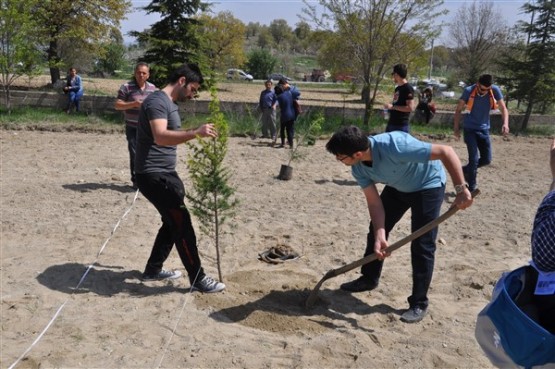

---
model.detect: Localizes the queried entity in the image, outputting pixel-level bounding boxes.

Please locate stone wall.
[1,90,552,133]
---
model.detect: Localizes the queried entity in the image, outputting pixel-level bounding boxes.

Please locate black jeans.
[136,171,204,283]
[280,119,295,146]
[361,185,445,309]
[125,125,137,183]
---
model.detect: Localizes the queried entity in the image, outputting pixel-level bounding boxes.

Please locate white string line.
[8,189,140,369]
[154,267,203,369]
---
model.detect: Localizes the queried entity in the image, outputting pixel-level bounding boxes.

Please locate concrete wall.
[1,90,552,132]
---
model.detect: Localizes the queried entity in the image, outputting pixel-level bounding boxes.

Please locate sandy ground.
[1,129,552,368]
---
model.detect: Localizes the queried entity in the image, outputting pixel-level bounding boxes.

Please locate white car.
[226,69,253,81]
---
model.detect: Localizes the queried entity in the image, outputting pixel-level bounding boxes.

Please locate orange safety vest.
[466,85,498,112]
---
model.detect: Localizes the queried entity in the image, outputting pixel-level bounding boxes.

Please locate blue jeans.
[463,129,492,190]
[361,185,445,309]
[66,90,84,112]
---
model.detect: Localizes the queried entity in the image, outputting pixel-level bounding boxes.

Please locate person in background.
[454,74,509,192]
[416,86,435,124]
[134,63,225,293]
[63,67,84,114]
[274,83,297,149]
[383,64,415,132]
[114,62,157,188]
[326,126,473,323]
[258,79,277,142]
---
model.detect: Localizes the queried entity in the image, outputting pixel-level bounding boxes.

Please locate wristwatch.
[454,183,469,194]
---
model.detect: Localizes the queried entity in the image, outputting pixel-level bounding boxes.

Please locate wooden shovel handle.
[306,189,480,308]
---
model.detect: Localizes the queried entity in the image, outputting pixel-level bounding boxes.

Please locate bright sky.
[121,0,530,45]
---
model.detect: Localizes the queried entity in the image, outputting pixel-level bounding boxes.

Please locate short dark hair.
[278,78,288,85]
[392,64,408,79]
[265,79,273,85]
[478,74,493,87]
[135,62,149,71]
[167,63,204,85]
[326,126,370,156]
[274,84,284,95]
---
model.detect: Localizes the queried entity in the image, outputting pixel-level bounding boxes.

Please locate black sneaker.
[340,276,378,292]
[142,269,182,281]
[192,275,225,293]
[400,306,427,323]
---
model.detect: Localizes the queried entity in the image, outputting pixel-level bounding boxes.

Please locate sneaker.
[340,276,378,292]
[142,269,182,281]
[400,306,427,323]
[192,275,225,293]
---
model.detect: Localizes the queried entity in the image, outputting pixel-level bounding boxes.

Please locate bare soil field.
[1,127,552,368]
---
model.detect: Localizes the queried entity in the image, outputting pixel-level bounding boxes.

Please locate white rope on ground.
[8,189,140,369]
[154,268,203,369]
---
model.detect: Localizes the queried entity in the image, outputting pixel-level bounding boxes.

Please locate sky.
[120,0,531,45]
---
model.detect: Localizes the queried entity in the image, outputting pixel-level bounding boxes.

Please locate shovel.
[305,189,480,309]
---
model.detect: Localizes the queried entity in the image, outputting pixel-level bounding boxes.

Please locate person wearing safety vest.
[454,74,509,192]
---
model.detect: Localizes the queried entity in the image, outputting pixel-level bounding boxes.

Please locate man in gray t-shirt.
[134,63,225,293]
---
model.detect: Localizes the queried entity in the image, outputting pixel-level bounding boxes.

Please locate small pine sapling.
[185,85,238,282]
[286,111,324,167]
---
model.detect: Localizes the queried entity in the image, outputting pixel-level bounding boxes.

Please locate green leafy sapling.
[185,85,238,282]
[286,110,324,167]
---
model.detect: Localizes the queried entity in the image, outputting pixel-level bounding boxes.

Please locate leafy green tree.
[186,86,238,282]
[257,28,274,49]
[448,1,510,84]
[94,29,126,76]
[0,0,43,112]
[499,0,555,130]
[246,48,278,79]
[33,0,130,84]
[197,11,247,72]
[131,0,210,86]
[304,0,443,127]
[269,19,293,51]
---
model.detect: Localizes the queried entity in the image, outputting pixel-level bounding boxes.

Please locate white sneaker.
[142,269,182,281]
[192,275,225,293]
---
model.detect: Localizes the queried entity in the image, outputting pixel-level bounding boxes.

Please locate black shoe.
[400,306,427,323]
[340,277,378,292]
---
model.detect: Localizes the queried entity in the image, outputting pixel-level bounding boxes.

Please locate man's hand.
[195,123,218,139]
[453,188,473,210]
[373,236,390,260]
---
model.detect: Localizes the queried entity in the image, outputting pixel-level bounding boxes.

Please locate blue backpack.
[475,266,555,368]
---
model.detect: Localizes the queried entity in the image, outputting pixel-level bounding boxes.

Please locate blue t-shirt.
[352,131,446,193]
[276,90,296,122]
[460,84,503,131]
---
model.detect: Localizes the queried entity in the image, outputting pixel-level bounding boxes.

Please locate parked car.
[268,73,292,82]
[226,69,253,81]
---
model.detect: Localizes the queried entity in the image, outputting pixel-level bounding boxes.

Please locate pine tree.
[131,0,210,86]
[185,86,238,282]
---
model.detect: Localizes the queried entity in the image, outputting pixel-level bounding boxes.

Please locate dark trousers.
[136,171,204,283]
[125,125,137,184]
[361,185,445,309]
[280,120,295,146]
[463,128,492,191]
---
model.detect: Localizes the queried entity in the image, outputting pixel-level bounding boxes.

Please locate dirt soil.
[1,128,551,368]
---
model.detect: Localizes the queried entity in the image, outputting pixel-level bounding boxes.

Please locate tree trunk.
[47,40,61,85]
[521,101,534,132]
[361,84,371,128]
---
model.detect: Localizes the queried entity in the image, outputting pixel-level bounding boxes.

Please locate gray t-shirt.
[135,90,182,174]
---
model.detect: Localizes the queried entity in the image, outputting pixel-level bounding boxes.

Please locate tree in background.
[131,0,210,86]
[246,48,278,80]
[94,29,126,77]
[33,0,129,84]
[448,1,510,84]
[269,19,294,51]
[304,0,444,128]
[499,0,555,131]
[0,0,43,112]
[197,11,247,72]
[186,86,238,282]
